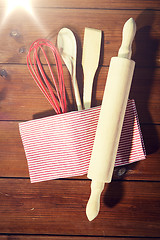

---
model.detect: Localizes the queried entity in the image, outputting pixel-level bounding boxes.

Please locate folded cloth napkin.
[19,99,146,183]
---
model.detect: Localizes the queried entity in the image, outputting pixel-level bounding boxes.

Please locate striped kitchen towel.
[19,99,146,183]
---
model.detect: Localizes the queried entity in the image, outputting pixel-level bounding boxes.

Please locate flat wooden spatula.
[82,27,102,109]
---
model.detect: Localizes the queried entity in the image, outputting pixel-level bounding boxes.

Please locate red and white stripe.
[19,99,146,183]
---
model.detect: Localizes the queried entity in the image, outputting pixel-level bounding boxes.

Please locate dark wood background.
[0,0,160,239]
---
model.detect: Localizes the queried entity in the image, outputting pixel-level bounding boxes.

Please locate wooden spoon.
[57,28,83,111]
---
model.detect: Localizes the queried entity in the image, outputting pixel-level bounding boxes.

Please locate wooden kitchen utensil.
[86,18,137,221]
[27,39,67,114]
[82,27,102,109]
[57,28,83,111]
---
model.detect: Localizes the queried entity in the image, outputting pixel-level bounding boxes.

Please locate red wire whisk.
[27,39,67,114]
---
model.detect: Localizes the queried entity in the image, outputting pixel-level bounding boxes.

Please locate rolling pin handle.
[86,180,105,221]
[118,18,136,59]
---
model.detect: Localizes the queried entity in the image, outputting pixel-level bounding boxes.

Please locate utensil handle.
[86,180,104,221]
[83,70,95,109]
[118,18,136,59]
[72,74,83,111]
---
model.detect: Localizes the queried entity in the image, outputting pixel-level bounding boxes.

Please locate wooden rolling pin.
[86,18,136,221]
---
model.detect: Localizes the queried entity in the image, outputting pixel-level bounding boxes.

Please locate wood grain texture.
[0,0,159,238]
[0,121,159,181]
[0,9,159,67]
[0,236,157,240]
[0,0,160,10]
[0,179,159,237]
[0,65,159,123]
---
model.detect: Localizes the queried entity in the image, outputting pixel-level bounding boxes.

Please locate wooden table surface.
[0,0,160,239]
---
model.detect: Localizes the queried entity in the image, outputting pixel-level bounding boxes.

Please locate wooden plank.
[0,8,159,67]
[0,179,159,237]
[0,64,160,123]
[129,66,160,124]
[0,236,157,240]
[0,121,159,181]
[0,64,75,121]
[0,0,160,10]
[0,121,29,177]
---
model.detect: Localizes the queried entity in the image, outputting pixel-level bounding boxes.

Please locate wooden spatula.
[82,27,102,109]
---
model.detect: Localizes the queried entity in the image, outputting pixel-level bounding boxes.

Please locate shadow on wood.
[131,9,160,154]
[103,181,124,208]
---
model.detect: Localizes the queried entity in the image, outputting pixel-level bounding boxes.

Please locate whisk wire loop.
[27,39,67,114]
